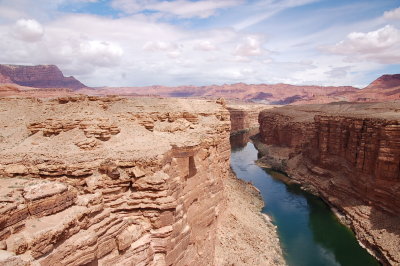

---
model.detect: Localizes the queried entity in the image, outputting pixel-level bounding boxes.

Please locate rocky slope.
[257,102,400,265]
[0,96,284,265]
[215,170,285,266]
[364,74,400,90]
[0,64,86,89]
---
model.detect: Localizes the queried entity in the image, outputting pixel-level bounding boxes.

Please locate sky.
[0,0,399,88]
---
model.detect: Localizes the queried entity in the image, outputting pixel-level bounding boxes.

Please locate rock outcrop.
[0,96,232,265]
[257,102,400,265]
[0,64,86,89]
[364,74,400,90]
[227,103,274,134]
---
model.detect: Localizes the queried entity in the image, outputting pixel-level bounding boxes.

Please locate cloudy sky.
[0,0,399,87]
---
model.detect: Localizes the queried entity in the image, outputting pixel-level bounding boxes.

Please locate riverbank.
[215,169,286,266]
[231,137,379,266]
[252,131,397,265]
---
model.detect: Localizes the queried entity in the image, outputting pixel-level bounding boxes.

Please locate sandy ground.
[215,170,286,266]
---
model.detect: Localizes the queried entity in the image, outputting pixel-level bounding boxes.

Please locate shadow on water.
[230,134,379,266]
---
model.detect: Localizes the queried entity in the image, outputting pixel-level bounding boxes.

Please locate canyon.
[0,95,284,265]
[257,102,400,265]
[0,64,399,265]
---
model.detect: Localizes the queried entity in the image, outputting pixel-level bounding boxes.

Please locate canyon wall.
[0,64,86,89]
[0,96,231,265]
[258,102,400,265]
[227,103,274,134]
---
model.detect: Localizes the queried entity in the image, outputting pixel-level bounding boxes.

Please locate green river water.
[230,134,380,266]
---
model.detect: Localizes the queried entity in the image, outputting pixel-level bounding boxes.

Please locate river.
[230,133,379,266]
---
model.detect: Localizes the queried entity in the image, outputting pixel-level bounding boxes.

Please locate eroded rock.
[258,101,400,265]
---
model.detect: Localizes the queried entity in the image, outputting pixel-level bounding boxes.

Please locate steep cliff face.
[227,103,274,134]
[258,102,400,265]
[0,64,86,89]
[312,116,400,213]
[0,96,231,265]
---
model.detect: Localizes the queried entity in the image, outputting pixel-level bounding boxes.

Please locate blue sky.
[0,0,399,87]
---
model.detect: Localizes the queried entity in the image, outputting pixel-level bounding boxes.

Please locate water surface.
[230,138,379,266]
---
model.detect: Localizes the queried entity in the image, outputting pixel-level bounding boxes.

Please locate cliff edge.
[0,96,230,265]
[257,102,400,265]
[0,96,284,265]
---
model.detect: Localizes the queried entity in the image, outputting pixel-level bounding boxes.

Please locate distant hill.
[0,64,86,89]
[81,83,359,105]
[0,63,398,104]
[364,74,400,90]
[346,74,400,102]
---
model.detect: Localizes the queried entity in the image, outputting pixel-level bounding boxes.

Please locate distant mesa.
[0,64,86,89]
[364,74,400,90]
[0,63,399,104]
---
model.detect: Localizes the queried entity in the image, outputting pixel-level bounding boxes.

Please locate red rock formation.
[364,74,400,90]
[257,102,400,265]
[0,96,232,265]
[227,103,273,133]
[0,73,12,83]
[0,64,86,89]
[1,65,398,105]
[76,83,359,104]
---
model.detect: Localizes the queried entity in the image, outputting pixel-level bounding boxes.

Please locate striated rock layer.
[258,102,400,265]
[227,103,274,134]
[0,96,232,265]
[0,64,86,89]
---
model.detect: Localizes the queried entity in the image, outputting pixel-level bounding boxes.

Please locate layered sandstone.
[227,103,274,134]
[257,102,400,265]
[0,64,86,89]
[0,96,232,265]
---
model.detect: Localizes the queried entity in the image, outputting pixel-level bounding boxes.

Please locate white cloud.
[384,7,400,20]
[80,40,123,66]
[143,41,178,51]
[0,6,25,21]
[324,66,351,79]
[13,19,44,42]
[233,0,320,30]
[194,40,217,51]
[322,25,400,64]
[234,36,263,56]
[111,0,242,18]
